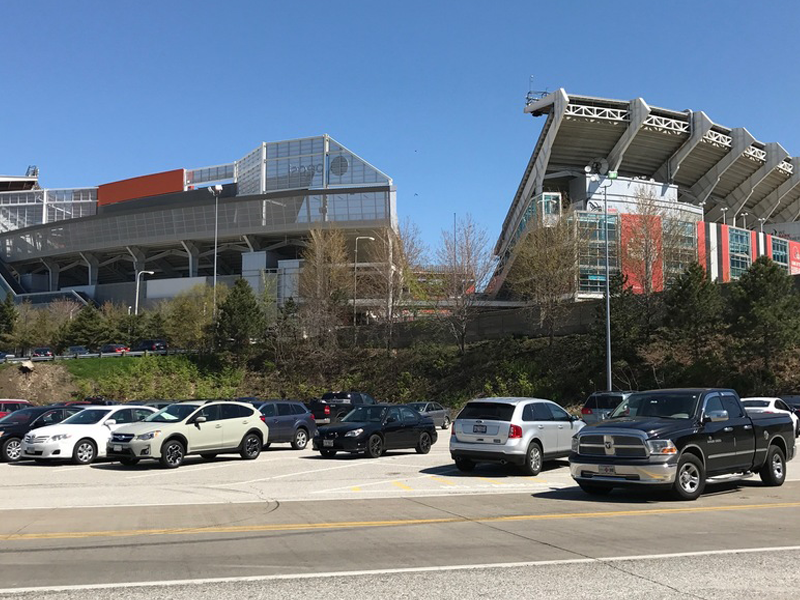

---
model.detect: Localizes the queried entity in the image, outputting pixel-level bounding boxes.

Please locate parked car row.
[0,340,169,361]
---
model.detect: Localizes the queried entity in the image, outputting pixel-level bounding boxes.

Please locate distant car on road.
[258,400,316,450]
[313,404,438,458]
[451,397,583,475]
[21,405,157,464]
[99,343,129,354]
[743,397,800,436]
[406,402,452,429]
[132,339,167,352]
[67,346,91,355]
[31,347,53,358]
[0,405,84,462]
[0,400,32,419]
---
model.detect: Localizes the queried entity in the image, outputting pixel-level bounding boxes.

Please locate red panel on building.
[751,231,758,258]
[620,213,664,293]
[790,240,800,275]
[720,225,730,282]
[98,169,185,206]
[765,234,773,259]
[697,222,707,272]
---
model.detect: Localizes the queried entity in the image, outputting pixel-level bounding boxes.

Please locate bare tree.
[509,207,586,344]
[298,227,350,349]
[433,214,494,354]
[361,219,427,350]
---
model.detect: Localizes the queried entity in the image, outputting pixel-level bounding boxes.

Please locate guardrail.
[0,350,176,364]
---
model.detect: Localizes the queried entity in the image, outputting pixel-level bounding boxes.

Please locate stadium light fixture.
[758,217,766,233]
[720,207,729,226]
[207,185,224,316]
[740,212,749,229]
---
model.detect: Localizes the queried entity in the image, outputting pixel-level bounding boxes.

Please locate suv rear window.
[458,402,515,422]
[589,394,624,410]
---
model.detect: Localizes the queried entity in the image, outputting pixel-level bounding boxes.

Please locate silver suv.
[450,397,584,475]
[107,401,269,468]
[580,391,634,424]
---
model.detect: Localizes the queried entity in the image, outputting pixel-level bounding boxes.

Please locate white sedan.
[742,397,799,436]
[20,405,157,464]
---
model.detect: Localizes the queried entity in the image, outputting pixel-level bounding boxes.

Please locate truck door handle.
[558,425,564,429]
[215,424,222,429]
[723,426,733,432]
[538,425,544,429]
[744,425,753,430]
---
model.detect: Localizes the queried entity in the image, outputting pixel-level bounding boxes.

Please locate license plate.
[598,465,616,475]
[113,445,122,452]
[473,424,487,434]
[323,440,334,447]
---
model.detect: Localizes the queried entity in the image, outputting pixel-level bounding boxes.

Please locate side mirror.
[104,419,116,427]
[194,416,207,425]
[703,410,728,423]
[386,416,397,424]
[570,415,580,422]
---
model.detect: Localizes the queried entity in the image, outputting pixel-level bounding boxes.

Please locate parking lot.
[0,441,578,509]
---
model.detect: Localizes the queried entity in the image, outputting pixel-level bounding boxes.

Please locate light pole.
[134,270,154,316]
[207,185,223,314]
[353,235,375,343]
[585,164,617,392]
[740,212,749,229]
[758,217,766,233]
[720,207,729,225]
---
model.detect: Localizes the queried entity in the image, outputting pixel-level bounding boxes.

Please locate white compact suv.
[107,400,269,468]
[20,405,157,464]
[450,397,584,475]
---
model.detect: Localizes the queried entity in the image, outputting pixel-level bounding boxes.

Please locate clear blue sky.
[2,1,799,252]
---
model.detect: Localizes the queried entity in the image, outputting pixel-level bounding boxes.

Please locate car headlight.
[51,434,71,442]
[571,436,579,452]
[344,428,364,438]
[136,431,161,441]
[646,439,677,455]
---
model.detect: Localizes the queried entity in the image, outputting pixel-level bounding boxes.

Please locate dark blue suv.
[258,401,317,450]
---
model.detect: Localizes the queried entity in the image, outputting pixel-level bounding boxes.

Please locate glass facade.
[729,228,751,279]
[0,189,392,262]
[772,237,789,272]
[0,188,97,234]
[577,212,619,294]
[664,220,698,284]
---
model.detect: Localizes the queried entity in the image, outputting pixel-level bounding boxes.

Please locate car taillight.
[324,405,330,416]
[260,415,267,424]
[310,413,315,421]
[509,424,523,439]
[450,422,455,436]
[581,407,593,415]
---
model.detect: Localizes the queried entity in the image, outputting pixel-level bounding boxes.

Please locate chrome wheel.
[4,439,21,461]
[678,462,700,494]
[529,445,542,472]
[73,440,96,465]
[293,429,308,450]
[773,453,784,480]
[164,442,184,467]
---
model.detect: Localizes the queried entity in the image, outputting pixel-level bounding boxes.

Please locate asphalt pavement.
[2,440,800,597]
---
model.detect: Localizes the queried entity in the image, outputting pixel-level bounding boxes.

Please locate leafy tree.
[163,284,223,351]
[61,305,107,350]
[0,294,17,344]
[216,278,264,360]
[727,256,800,385]
[663,262,722,362]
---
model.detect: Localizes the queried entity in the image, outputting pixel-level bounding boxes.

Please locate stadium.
[0,135,396,308]
[491,89,800,300]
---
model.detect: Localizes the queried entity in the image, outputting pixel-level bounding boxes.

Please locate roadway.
[1,441,800,598]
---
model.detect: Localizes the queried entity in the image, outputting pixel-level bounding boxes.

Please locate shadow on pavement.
[420,459,569,479]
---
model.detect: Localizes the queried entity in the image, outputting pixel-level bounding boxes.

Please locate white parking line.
[4,545,800,594]
[216,461,372,487]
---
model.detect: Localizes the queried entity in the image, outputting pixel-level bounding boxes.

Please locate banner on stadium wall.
[789,240,800,275]
[620,213,664,293]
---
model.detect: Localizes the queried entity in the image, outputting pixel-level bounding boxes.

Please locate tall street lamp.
[134,270,154,316]
[585,164,617,392]
[353,235,375,343]
[207,185,223,314]
[720,207,729,225]
[740,212,749,229]
[758,217,766,233]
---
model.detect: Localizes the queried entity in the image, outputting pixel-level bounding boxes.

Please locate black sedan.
[313,404,437,458]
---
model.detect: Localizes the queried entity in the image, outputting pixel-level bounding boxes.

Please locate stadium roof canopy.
[496,88,800,260]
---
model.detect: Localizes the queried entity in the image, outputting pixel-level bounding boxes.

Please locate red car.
[0,400,32,419]
[100,343,129,354]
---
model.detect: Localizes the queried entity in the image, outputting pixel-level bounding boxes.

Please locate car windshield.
[0,409,36,424]
[341,406,386,423]
[407,403,427,411]
[743,400,771,408]
[146,404,199,423]
[62,409,112,425]
[610,392,699,419]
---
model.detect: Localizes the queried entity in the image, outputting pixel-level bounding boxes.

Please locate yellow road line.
[479,478,507,485]
[5,501,800,542]
[391,481,413,491]
[351,487,362,492]
[429,476,456,486]
[523,477,550,483]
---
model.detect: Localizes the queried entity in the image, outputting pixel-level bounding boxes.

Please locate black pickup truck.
[307,391,378,425]
[569,388,796,500]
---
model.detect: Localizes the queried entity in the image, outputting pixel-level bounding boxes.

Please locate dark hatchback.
[313,404,438,458]
[0,406,84,461]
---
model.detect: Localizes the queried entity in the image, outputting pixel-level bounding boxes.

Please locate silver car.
[406,402,451,429]
[450,397,584,475]
[580,391,634,425]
